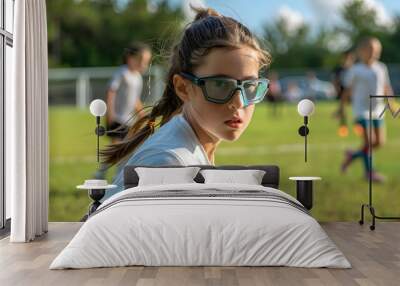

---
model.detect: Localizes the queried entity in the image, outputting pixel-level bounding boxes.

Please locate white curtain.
[7,0,49,242]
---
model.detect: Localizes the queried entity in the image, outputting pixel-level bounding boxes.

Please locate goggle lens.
[204,79,269,104]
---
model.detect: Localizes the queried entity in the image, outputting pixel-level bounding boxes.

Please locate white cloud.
[276,5,305,33]
[363,0,393,27]
[308,0,393,28]
[308,0,345,25]
[326,32,352,52]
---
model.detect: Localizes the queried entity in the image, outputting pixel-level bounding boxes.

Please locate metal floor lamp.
[359,95,400,230]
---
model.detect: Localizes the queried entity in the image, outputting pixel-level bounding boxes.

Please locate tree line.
[47,0,400,69]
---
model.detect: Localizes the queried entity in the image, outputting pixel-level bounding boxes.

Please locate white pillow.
[135,167,201,186]
[200,169,266,185]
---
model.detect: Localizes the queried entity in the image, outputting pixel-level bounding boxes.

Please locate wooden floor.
[0,222,399,286]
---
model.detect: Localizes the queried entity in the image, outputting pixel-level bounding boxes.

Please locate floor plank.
[0,222,399,286]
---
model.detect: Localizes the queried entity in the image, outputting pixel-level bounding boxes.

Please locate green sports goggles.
[180,72,270,107]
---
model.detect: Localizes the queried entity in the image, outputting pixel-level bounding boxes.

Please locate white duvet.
[50,183,351,269]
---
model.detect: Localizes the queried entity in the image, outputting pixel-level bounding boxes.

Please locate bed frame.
[123,165,280,189]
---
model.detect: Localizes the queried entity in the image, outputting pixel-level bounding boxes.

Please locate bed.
[49,165,351,269]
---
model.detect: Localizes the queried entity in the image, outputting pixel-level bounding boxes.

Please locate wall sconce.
[297,99,315,162]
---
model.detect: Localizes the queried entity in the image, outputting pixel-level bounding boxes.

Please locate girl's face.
[179,46,261,142]
[127,50,152,73]
[358,40,382,64]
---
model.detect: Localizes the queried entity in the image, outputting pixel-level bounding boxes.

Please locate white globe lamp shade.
[297,99,315,117]
[89,99,107,117]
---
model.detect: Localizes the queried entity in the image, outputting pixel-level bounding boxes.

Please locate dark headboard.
[124,165,280,189]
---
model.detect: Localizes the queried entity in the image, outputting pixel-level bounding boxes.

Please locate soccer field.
[49,101,400,222]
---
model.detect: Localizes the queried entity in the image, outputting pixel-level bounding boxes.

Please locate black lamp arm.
[297,116,310,162]
[94,116,106,163]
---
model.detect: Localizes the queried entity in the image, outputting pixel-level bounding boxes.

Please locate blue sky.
[170,0,400,36]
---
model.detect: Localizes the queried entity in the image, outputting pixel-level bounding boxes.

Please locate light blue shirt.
[103,114,211,200]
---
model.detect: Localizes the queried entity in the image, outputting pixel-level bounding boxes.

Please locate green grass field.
[49,102,400,222]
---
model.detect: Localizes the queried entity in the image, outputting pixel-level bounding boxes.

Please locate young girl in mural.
[100,7,271,199]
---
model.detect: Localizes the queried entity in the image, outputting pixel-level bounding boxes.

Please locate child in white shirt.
[341,37,394,182]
